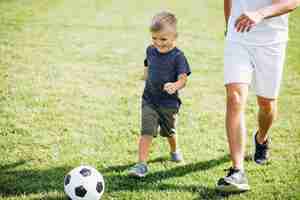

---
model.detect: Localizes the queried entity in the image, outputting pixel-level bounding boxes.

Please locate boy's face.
[151,29,176,53]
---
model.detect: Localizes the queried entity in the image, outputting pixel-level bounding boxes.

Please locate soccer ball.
[64,165,105,200]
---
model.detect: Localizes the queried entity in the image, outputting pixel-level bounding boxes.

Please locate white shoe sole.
[128,171,146,178]
[216,182,250,192]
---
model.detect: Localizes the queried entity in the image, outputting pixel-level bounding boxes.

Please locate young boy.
[129,11,191,177]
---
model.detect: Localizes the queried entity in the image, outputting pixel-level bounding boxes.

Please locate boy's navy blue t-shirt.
[143,45,191,109]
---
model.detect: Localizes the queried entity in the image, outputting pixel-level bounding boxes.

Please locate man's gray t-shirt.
[227,0,289,45]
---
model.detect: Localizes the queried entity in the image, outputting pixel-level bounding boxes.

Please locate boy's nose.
[155,41,161,46]
[155,41,163,47]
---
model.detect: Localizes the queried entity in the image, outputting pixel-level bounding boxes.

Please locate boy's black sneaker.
[216,167,250,192]
[253,131,269,165]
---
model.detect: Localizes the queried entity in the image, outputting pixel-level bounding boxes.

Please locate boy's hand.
[164,82,177,94]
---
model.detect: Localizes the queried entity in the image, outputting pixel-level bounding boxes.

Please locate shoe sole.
[216,182,250,192]
[170,159,184,163]
[128,171,146,178]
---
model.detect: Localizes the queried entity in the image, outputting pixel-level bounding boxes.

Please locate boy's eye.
[160,38,167,41]
[152,37,157,40]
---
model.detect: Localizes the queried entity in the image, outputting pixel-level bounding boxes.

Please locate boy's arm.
[235,0,300,32]
[164,73,188,94]
[142,58,148,80]
[143,66,148,80]
[174,73,188,91]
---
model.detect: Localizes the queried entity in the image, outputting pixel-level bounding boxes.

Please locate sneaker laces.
[256,138,269,158]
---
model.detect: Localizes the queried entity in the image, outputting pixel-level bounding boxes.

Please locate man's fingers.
[235,18,248,32]
[235,18,247,32]
[235,14,247,27]
[235,12,261,32]
[246,25,251,32]
[236,17,255,32]
[240,19,252,32]
[246,21,255,32]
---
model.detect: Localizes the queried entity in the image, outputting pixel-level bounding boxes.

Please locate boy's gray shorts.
[141,100,178,137]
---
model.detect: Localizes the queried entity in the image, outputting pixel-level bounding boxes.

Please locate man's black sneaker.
[253,131,270,165]
[216,167,250,192]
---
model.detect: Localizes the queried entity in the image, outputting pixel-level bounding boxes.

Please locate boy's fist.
[164,82,177,94]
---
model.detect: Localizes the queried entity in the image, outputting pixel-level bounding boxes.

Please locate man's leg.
[252,96,276,164]
[217,41,252,192]
[226,83,249,170]
[251,43,286,164]
[216,83,250,192]
[256,96,277,144]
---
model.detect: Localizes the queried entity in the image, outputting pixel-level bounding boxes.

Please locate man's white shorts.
[224,41,287,99]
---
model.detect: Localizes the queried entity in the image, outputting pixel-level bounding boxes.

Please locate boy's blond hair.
[150,11,177,33]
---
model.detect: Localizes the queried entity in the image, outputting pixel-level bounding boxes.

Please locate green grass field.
[0,0,299,199]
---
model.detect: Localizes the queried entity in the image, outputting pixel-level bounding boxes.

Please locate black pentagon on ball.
[80,168,92,177]
[96,182,104,193]
[75,185,87,197]
[64,174,71,185]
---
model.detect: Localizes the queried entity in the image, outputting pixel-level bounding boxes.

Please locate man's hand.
[234,0,300,33]
[164,82,177,95]
[235,11,264,32]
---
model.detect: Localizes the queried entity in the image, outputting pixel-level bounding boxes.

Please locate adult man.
[217,0,300,192]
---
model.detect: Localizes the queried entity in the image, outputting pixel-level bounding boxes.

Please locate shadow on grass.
[0,155,242,199]
[0,160,71,198]
[101,156,169,173]
[101,154,240,199]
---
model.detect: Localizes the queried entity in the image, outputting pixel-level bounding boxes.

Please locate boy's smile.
[151,30,177,53]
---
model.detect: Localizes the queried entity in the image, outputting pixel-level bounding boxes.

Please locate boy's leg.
[129,135,153,178]
[167,134,177,153]
[167,134,183,162]
[139,100,159,162]
[157,107,183,162]
[138,135,153,163]
[128,101,158,177]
